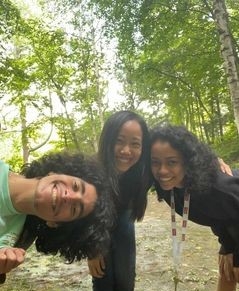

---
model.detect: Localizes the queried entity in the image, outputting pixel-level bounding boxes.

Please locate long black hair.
[15,151,115,262]
[98,110,152,221]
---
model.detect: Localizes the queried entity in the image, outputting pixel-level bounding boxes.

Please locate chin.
[118,166,131,173]
[160,184,174,191]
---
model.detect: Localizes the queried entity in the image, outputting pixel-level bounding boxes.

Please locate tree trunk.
[212,0,239,133]
[20,101,30,163]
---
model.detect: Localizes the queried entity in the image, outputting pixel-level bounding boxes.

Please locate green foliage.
[0,0,111,161]
[1,136,23,171]
[0,0,22,37]
[89,0,238,145]
[212,125,239,168]
[1,0,239,163]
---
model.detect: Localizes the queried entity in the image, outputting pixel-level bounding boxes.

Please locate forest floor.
[2,194,239,291]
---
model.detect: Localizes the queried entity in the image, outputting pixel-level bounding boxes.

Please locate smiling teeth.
[160,177,172,182]
[52,187,57,210]
[118,158,130,163]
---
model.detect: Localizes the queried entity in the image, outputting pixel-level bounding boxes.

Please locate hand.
[218,253,235,282]
[0,247,26,274]
[87,255,105,278]
[233,266,239,283]
[218,158,232,176]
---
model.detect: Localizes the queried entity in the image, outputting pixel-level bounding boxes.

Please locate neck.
[8,172,39,214]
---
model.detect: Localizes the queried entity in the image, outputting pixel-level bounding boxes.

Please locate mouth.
[116,156,131,164]
[159,177,173,182]
[52,184,59,214]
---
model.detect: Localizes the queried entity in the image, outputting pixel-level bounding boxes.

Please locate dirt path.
[3,194,238,291]
[135,195,219,291]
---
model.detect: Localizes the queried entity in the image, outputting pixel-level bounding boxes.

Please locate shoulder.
[214,171,239,192]
[0,160,9,171]
[232,169,239,177]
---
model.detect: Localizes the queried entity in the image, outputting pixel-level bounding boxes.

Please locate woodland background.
[0,0,239,168]
[1,1,239,290]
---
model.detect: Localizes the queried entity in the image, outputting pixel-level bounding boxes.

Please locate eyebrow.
[151,156,179,160]
[81,180,86,195]
[77,180,86,218]
[78,201,84,218]
[132,138,142,143]
[118,134,142,140]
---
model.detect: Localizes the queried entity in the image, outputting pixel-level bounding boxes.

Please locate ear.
[46,221,59,228]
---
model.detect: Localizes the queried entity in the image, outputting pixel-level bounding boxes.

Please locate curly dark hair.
[15,151,115,262]
[150,123,220,194]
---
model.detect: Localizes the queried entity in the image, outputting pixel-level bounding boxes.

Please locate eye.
[116,137,124,145]
[73,181,79,192]
[72,202,84,219]
[131,142,142,149]
[168,160,178,166]
[72,204,77,217]
[151,159,160,166]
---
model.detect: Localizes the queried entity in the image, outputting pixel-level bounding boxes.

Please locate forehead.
[151,140,181,157]
[46,173,84,185]
[118,120,143,138]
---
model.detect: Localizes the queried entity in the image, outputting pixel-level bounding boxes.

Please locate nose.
[120,144,131,154]
[63,189,82,203]
[157,164,169,175]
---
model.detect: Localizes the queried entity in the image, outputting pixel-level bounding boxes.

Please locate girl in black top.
[88,111,152,291]
[150,123,239,291]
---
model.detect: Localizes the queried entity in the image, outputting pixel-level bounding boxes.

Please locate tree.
[88,0,238,143]
[211,0,239,134]
[1,0,115,164]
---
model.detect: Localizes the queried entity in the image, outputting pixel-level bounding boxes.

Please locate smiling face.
[151,140,185,190]
[114,120,143,173]
[33,174,97,222]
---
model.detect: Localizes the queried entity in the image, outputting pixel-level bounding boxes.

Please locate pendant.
[173,269,182,291]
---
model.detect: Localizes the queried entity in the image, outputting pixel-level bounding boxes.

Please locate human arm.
[0,247,25,274]
[212,224,239,283]
[218,158,232,176]
[218,253,239,282]
[0,246,25,284]
[87,255,105,278]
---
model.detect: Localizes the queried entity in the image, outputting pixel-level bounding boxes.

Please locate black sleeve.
[211,224,239,267]
[197,172,239,222]
[213,173,239,220]
[211,225,236,254]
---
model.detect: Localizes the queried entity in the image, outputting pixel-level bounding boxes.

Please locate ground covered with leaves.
[3,194,238,291]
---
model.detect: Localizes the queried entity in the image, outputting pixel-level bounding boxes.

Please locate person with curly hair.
[150,123,239,291]
[0,151,114,284]
[87,110,152,291]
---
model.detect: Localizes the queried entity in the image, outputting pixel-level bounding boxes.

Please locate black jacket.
[155,171,239,266]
